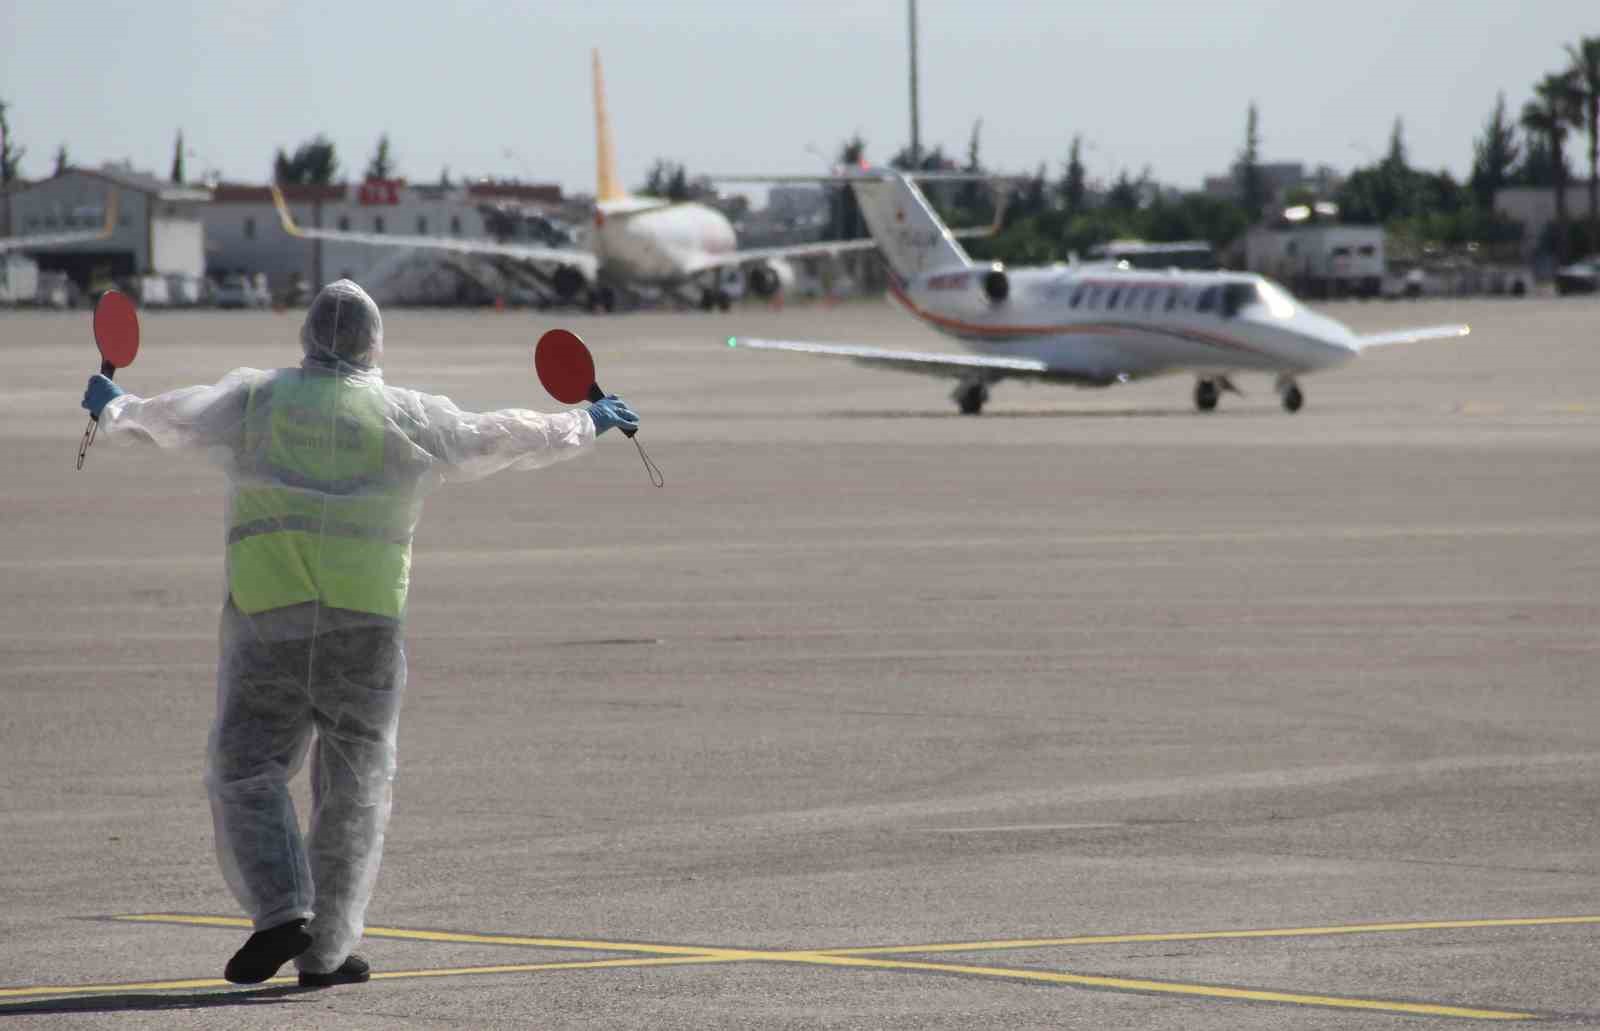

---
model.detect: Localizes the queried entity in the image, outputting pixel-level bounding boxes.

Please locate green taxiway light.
[726,337,738,347]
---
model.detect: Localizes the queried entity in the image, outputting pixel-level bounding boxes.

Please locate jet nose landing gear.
[1276,376,1304,413]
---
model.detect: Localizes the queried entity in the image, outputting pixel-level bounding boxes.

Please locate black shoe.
[298,954,371,988]
[224,919,312,984]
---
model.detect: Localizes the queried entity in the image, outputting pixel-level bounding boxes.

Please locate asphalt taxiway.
[2,295,1598,1027]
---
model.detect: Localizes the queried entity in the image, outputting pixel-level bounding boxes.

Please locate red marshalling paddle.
[77,290,141,470]
[535,328,661,487]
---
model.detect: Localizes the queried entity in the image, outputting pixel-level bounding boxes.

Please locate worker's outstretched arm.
[88,369,254,451]
[403,390,604,484]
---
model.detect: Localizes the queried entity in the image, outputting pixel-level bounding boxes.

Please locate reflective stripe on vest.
[227,374,413,619]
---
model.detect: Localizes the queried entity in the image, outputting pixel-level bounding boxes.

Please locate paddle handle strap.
[76,361,118,469]
[588,381,661,487]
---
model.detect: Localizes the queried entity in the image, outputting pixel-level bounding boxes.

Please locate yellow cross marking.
[1,911,1588,1020]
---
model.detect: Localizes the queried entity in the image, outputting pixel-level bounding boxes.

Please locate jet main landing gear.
[954,379,989,415]
[1194,378,1220,412]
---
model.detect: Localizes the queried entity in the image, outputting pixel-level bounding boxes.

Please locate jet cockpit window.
[1069,284,1085,308]
[1220,282,1255,317]
[1256,279,1297,318]
[1105,286,1122,308]
[1196,286,1218,313]
[1143,287,1160,311]
[1163,288,1179,311]
[1124,287,1142,309]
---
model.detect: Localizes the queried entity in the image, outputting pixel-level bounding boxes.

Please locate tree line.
[3,31,1595,264]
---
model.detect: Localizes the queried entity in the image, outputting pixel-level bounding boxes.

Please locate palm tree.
[1567,36,1600,240]
[1522,71,1581,260]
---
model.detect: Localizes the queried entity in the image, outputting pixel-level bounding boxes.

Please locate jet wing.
[269,186,599,279]
[1356,324,1470,350]
[726,336,1111,384]
[0,191,119,253]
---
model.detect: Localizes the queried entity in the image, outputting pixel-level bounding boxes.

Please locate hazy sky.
[1,2,1593,199]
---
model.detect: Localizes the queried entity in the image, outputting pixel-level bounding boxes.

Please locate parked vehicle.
[213,273,270,309]
[1555,256,1599,296]
[0,255,40,305]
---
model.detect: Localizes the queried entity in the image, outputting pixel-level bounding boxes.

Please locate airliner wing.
[0,191,119,253]
[684,238,880,274]
[726,336,1110,383]
[1356,324,1470,350]
[269,186,599,278]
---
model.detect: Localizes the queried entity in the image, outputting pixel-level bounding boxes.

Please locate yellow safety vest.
[227,372,414,619]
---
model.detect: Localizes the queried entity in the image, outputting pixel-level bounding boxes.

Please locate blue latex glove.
[82,374,125,419]
[587,395,639,436]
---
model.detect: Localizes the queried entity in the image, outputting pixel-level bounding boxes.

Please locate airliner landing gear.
[954,380,989,415]
[1277,376,1304,413]
[700,289,732,312]
[589,286,617,313]
[1194,378,1220,412]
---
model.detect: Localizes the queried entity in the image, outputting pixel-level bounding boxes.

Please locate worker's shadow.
[0,984,317,1018]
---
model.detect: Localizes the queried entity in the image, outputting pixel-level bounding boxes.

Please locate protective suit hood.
[301,279,383,369]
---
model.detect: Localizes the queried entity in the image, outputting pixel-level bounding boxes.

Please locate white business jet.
[272,51,885,312]
[727,173,1468,413]
[0,190,119,253]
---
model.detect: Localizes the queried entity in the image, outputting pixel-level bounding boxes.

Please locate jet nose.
[1297,311,1360,365]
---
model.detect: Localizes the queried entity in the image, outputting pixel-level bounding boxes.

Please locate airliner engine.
[747,263,782,298]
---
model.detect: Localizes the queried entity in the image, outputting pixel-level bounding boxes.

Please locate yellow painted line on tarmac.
[788,953,1535,1021]
[0,956,742,1003]
[112,914,747,958]
[0,974,292,999]
[11,911,1566,1020]
[818,914,1600,956]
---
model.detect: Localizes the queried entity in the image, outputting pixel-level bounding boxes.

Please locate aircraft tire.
[716,291,732,312]
[955,381,988,415]
[1281,383,1304,413]
[1195,379,1220,412]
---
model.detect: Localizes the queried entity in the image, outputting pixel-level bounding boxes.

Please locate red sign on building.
[358,179,402,206]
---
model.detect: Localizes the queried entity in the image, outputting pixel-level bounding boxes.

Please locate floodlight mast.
[908,0,921,170]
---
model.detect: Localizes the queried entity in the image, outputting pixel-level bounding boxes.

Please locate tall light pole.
[908,0,920,170]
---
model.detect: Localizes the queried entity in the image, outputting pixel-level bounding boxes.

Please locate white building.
[1246,223,1385,298]
[205,179,569,295]
[1493,185,1594,266]
[2,166,209,287]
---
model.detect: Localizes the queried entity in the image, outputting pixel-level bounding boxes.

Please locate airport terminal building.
[205,179,573,296]
[1,167,209,287]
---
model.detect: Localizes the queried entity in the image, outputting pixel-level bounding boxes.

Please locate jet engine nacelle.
[747,263,782,298]
[744,258,796,300]
[551,264,587,300]
[982,263,1009,304]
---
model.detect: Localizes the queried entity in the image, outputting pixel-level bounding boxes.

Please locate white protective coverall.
[95,280,595,973]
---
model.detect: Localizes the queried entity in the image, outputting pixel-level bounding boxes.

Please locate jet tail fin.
[850,174,973,281]
[592,49,625,204]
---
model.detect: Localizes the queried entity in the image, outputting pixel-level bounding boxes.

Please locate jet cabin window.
[1069,285,1086,308]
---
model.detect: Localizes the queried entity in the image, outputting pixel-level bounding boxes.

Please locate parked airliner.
[727,173,1468,414]
[272,51,883,312]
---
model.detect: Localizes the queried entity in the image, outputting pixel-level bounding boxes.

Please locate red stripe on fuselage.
[885,277,1278,361]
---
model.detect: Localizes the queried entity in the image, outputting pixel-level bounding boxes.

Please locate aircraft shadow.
[0,984,316,1017]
